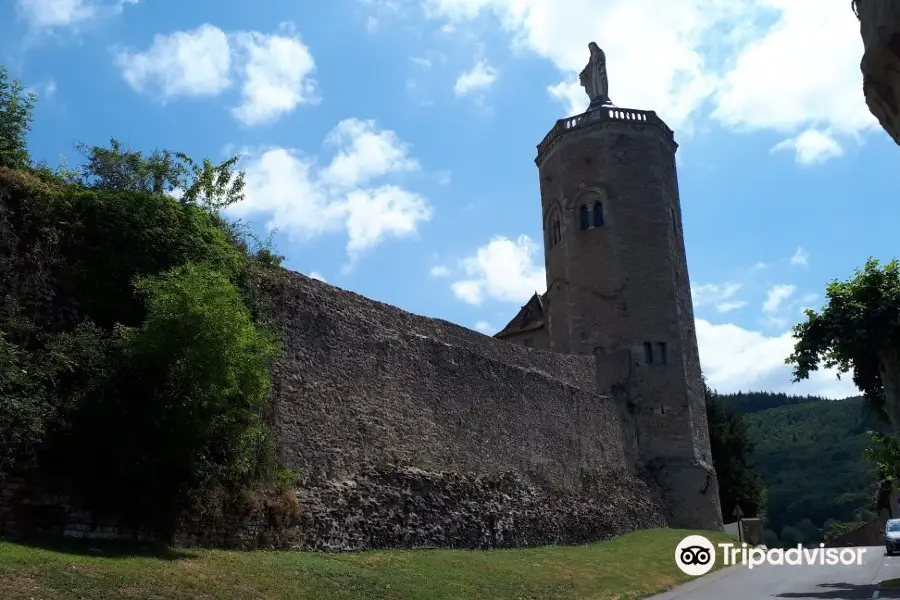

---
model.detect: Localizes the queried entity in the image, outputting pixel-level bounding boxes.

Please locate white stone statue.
[579,42,611,109]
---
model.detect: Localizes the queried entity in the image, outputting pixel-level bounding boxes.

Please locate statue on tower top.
[579,42,612,110]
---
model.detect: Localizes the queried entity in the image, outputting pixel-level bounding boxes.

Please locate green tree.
[57,263,282,535]
[787,258,900,431]
[0,66,36,169]
[0,323,116,477]
[705,380,767,520]
[75,138,245,211]
[763,528,780,548]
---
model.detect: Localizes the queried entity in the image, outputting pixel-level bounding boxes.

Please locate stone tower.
[532,43,724,531]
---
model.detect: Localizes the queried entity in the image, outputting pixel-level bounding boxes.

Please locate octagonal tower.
[534,43,723,531]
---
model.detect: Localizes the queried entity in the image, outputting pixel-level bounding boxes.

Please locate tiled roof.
[494,292,546,338]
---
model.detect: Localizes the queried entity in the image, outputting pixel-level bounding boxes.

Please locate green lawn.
[0,528,737,600]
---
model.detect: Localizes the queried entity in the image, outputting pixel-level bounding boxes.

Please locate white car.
[883,518,900,555]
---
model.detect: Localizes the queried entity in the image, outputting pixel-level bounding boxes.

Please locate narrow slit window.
[658,342,667,364]
[580,205,590,230]
[643,342,653,364]
[593,202,604,227]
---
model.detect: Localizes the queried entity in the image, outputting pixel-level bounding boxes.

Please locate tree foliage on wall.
[0,64,292,537]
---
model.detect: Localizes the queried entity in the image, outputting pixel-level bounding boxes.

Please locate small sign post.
[733,504,744,544]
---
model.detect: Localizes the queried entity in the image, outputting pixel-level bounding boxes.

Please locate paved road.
[649,546,900,600]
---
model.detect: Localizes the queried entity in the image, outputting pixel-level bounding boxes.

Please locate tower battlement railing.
[535,106,675,166]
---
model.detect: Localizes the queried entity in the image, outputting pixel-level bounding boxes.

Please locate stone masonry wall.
[261,269,667,548]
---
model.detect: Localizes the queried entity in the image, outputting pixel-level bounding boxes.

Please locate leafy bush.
[0,66,291,538]
[1,322,116,476]
[45,264,282,534]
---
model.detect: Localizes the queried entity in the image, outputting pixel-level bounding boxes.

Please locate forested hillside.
[717,391,886,545]
[723,391,828,415]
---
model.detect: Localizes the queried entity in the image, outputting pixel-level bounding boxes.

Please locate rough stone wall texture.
[259,269,668,548]
[298,467,664,551]
[265,268,614,489]
[857,0,900,145]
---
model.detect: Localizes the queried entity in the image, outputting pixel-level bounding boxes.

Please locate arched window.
[579,205,590,230]
[593,202,604,227]
[554,218,561,243]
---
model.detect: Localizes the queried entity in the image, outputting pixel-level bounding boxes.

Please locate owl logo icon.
[675,535,716,576]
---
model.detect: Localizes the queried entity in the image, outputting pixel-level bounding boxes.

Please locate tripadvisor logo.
[675,535,716,576]
[675,535,868,576]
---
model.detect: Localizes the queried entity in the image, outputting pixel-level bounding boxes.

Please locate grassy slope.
[0,528,737,600]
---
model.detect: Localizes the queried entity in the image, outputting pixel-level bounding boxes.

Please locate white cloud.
[17,0,137,29]
[430,265,451,277]
[762,284,796,314]
[309,271,327,282]
[398,0,875,142]
[716,300,747,313]
[790,247,810,267]
[115,24,233,100]
[770,129,844,165]
[712,0,874,137]
[475,320,494,333]
[115,22,317,125]
[226,119,431,263]
[320,119,419,188]
[344,186,431,259]
[411,56,433,68]
[454,59,498,96]
[451,235,545,305]
[230,23,318,126]
[697,319,858,399]
[692,282,746,313]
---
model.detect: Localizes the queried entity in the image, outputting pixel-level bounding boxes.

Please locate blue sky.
[3,0,897,398]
